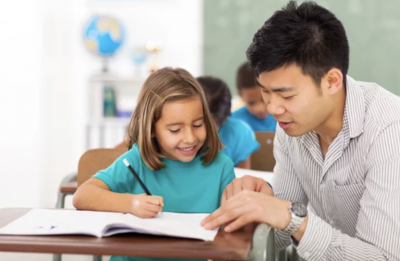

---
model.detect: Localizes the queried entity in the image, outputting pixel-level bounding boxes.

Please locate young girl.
[73,68,235,261]
[196,76,260,169]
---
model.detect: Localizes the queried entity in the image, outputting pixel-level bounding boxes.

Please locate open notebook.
[0,209,218,241]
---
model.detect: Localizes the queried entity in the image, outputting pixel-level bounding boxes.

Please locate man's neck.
[316,88,346,148]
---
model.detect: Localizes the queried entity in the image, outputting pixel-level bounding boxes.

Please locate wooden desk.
[0,208,275,261]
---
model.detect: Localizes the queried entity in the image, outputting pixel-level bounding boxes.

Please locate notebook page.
[108,212,218,241]
[0,209,125,237]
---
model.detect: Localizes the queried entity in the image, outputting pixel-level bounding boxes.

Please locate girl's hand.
[131,194,164,218]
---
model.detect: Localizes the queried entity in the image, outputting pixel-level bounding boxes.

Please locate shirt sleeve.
[231,120,260,165]
[92,147,141,194]
[218,157,236,207]
[273,126,309,252]
[294,122,400,261]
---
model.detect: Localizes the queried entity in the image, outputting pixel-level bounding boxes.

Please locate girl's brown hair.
[127,67,223,170]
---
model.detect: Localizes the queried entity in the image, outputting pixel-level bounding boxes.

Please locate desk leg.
[93,255,102,261]
[247,223,275,261]
[53,254,61,261]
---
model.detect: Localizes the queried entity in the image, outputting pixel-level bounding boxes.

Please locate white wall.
[0,0,202,260]
[0,0,43,208]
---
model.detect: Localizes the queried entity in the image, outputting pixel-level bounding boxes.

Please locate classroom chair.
[56,173,77,209]
[54,148,127,261]
[250,131,276,172]
[76,148,127,186]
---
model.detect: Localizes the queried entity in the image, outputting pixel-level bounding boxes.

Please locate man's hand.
[221,175,273,205]
[202,190,291,233]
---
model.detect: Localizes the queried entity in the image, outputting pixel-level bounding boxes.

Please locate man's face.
[258,64,333,137]
[240,87,269,119]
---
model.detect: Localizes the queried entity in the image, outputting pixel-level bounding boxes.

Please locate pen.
[123,158,163,215]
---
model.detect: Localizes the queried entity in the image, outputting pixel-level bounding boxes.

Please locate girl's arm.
[73,178,163,218]
[235,157,251,169]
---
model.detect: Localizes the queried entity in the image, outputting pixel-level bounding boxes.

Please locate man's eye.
[283,96,294,100]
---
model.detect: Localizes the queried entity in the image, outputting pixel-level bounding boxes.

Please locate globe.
[83,15,125,57]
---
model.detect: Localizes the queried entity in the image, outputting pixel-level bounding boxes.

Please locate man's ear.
[323,68,343,95]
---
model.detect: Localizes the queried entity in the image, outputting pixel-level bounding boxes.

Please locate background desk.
[0,208,275,261]
[234,168,274,183]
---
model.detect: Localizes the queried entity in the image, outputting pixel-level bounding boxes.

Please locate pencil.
[123,158,152,195]
[123,158,163,215]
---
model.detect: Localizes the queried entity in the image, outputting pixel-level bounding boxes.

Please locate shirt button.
[329,220,334,225]
[304,251,311,259]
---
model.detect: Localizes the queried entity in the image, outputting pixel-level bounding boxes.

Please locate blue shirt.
[231,106,277,132]
[93,144,235,261]
[219,117,260,166]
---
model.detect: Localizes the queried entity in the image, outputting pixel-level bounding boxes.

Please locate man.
[201,1,400,260]
[231,62,277,131]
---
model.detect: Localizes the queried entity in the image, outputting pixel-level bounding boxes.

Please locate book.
[0,209,218,241]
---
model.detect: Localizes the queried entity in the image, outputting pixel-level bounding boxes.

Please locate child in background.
[231,62,277,131]
[197,76,259,169]
[74,68,235,261]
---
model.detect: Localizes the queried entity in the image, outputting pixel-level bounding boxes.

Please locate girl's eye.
[169,129,180,133]
[193,124,203,128]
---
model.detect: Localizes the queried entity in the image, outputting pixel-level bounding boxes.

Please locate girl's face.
[154,96,206,162]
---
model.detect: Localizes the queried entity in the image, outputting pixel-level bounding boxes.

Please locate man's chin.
[283,127,307,137]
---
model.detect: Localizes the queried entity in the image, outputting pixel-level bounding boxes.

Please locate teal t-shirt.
[219,117,260,166]
[231,106,277,132]
[93,144,235,261]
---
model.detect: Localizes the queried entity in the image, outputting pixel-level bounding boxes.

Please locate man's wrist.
[292,215,309,242]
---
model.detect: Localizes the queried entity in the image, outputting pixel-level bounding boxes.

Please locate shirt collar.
[345,75,365,138]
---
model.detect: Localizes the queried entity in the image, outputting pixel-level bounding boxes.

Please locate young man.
[231,62,277,131]
[202,1,400,261]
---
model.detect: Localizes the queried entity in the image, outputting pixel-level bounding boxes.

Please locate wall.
[204,0,400,95]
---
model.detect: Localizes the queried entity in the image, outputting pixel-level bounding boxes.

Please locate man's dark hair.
[246,1,349,87]
[196,76,232,128]
[236,62,257,92]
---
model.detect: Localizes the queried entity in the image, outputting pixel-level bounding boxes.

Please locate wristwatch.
[283,202,308,235]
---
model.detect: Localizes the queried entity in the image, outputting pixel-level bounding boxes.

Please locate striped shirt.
[273,76,400,261]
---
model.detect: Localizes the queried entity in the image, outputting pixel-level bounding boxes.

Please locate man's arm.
[294,122,400,261]
[272,127,309,251]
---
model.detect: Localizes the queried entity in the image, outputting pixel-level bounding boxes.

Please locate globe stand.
[101,57,109,73]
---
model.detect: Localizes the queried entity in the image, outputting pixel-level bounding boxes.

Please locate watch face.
[291,202,308,217]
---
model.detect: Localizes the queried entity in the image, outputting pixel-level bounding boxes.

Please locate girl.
[197,76,260,169]
[73,68,235,261]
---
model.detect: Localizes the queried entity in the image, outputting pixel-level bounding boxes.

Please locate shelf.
[89,73,146,83]
[87,117,131,128]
